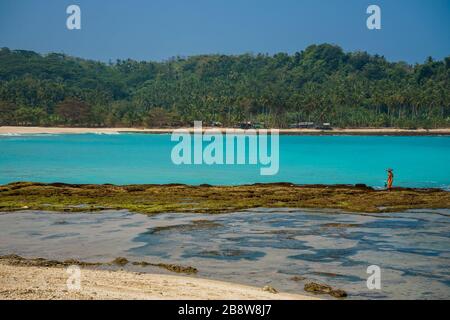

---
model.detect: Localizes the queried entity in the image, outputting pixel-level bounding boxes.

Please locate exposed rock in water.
[111,257,129,266]
[321,223,360,229]
[2,182,448,214]
[62,258,101,266]
[0,255,101,267]
[199,249,250,258]
[0,254,23,261]
[131,261,152,266]
[132,261,197,274]
[304,282,347,298]
[156,263,197,274]
[311,271,340,277]
[290,276,307,282]
[149,220,222,234]
[0,255,197,275]
[262,285,278,294]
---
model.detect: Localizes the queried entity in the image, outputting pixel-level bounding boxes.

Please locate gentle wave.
[0,133,21,136]
[0,133,58,137]
[0,132,121,137]
[92,132,120,135]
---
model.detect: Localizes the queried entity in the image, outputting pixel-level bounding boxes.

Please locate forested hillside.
[0,44,449,128]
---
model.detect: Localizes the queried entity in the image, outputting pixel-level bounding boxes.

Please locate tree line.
[0,44,449,128]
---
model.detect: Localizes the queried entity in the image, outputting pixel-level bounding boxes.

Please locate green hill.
[0,44,449,128]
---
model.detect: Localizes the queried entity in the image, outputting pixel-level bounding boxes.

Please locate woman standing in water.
[387,169,394,190]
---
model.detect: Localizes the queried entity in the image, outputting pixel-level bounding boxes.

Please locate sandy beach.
[0,262,315,300]
[1,126,450,135]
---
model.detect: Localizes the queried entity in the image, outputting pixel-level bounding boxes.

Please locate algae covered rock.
[111,257,129,266]
[304,282,347,298]
[262,285,278,294]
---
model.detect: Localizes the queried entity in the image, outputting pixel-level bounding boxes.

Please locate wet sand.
[1,126,450,135]
[0,262,315,300]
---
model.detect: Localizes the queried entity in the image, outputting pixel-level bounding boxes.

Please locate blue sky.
[0,0,449,63]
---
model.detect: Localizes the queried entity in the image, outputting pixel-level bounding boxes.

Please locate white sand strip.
[1,126,449,135]
[0,263,317,300]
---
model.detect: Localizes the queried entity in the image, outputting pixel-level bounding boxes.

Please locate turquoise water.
[0,133,449,188]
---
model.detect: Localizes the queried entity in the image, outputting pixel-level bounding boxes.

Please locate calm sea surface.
[1,133,449,299]
[0,133,449,188]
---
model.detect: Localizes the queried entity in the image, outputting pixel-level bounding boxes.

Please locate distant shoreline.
[2,126,450,136]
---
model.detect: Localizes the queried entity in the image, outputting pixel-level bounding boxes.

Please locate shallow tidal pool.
[1,208,449,299]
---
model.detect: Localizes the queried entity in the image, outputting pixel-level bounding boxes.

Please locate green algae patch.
[0,182,449,214]
[0,254,102,267]
[131,261,197,274]
[0,255,198,275]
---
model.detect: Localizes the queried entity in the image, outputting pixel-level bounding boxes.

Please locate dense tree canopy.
[0,44,449,128]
